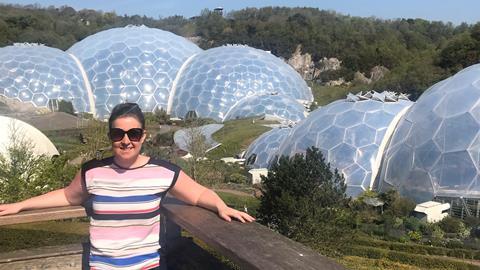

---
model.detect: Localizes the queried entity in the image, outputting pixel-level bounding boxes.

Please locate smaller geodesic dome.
[0,43,93,113]
[223,94,307,123]
[173,124,224,153]
[168,45,313,121]
[67,25,202,119]
[244,127,292,169]
[277,91,413,198]
[379,64,480,203]
[0,116,59,157]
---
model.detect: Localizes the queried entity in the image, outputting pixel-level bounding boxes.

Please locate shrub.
[258,147,355,254]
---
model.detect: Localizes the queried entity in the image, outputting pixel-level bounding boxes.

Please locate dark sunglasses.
[109,128,144,142]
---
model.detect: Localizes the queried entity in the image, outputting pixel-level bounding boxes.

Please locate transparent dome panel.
[224,94,307,123]
[245,127,291,169]
[379,64,480,202]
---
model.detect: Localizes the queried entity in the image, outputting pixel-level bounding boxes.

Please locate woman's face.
[110,116,146,161]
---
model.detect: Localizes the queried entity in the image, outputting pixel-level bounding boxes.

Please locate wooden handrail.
[0,206,86,226]
[0,198,346,270]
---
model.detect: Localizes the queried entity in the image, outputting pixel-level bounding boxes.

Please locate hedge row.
[341,245,480,270]
[353,237,480,260]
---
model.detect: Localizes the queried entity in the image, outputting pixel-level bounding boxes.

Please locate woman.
[0,103,255,270]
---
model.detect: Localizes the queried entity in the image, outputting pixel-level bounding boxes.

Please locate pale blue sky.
[1,0,479,25]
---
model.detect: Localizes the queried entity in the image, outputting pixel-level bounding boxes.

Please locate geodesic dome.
[168,45,313,121]
[277,92,413,198]
[68,25,202,119]
[245,127,291,169]
[223,94,307,123]
[0,43,92,113]
[379,64,480,203]
[0,116,59,157]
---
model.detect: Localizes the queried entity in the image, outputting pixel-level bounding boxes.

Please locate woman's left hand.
[218,206,256,223]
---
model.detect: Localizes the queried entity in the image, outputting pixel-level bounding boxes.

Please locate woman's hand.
[218,206,256,223]
[0,203,23,216]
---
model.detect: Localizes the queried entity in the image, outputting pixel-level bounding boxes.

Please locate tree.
[257,147,354,253]
[183,118,210,180]
[0,120,77,203]
[79,119,110,160]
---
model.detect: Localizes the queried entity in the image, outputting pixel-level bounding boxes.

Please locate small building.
[248,168,268,185]
[220,157,245,164]
[413,201,450,223]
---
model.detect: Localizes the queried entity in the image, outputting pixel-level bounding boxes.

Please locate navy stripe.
[90,251,158,266]
[94,194,160,203]
[91,209,161,220]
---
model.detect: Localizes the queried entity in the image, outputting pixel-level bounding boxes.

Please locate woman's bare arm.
[169,171,255,223]
[0,170,87,216]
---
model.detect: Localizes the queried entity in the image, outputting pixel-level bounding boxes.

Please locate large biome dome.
[68,25,202,119]
[168,45,313,122]
[379,64,480,202]
[277,91,412,198]
[0,43,92,113]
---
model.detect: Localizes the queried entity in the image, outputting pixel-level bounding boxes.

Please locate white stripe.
[93,200,160,212]
[88,188,168,197]
[91,234,160,254]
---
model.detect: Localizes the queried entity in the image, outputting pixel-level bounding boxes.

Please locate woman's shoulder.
[148,158,181,172]
[82,156,114,170]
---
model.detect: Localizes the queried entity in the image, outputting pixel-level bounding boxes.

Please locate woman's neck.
[113,155,149,169]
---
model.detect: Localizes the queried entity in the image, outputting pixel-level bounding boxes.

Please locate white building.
[248,168,268,185]
[413,201,450,223]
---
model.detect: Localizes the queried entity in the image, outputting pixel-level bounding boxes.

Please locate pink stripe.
[94,205,160,215]
[90,222,160,241]
[143,262,160,270]
[86,166,175,182]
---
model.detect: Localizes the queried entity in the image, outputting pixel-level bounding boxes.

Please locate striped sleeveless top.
[81,157,180,270]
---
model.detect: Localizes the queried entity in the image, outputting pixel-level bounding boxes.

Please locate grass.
[0,219,89,252]
[207,118,273,159]
[217,191,260,216]
[311,84,353,106]
[338,255,444,270]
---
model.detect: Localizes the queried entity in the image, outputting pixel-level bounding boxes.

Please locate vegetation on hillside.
[1,4,479,99]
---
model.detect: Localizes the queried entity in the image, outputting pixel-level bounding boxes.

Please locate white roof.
[0,116,59,157]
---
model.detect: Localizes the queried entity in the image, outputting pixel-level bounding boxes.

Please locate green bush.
[353,236,480,260]
[342,245,479,270]
[439,216,466,234]
[0,128,78,203]
[258,147,355,255]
